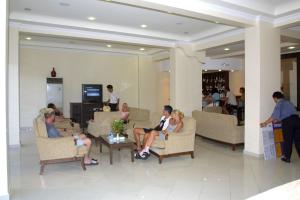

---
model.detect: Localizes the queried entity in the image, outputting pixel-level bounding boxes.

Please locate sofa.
[87,107,151,138]
[192,110,244,150]
[203,106,222,113]
[127,113,196,163]
[33,116,88,175]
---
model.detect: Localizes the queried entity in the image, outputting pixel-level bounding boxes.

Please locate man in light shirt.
[223,87,237,114]
[106,84,119,111]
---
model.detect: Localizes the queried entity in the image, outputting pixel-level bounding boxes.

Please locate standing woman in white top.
[106,85,120,111]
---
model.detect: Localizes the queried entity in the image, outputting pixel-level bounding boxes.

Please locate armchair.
[33,116,88,175]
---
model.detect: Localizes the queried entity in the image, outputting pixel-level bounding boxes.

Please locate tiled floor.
[9,132,300,200]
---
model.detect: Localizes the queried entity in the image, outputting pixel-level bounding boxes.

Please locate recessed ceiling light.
[87,16,96,21]
[231,70,234,72]
[24,8,32,11]
[59,2,70,6]
[218,69,222,72]
[204,69,208,72]
[25,37,32,40]
[105,0,112,1]
[224,48,230,51]
[288,46,295,50]
[139,48,145,51]
[106,44,112,48]
[215,21,219,24]
[140,24,147,28]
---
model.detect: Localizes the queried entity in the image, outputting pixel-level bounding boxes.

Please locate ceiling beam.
[193,29,244,51]
[10,21,175,48]
[109,0,255,27]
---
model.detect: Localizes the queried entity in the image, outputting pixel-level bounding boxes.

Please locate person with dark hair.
[47,103,63,116]
[222,87,237,114]
[133,105,173,159]
[261,91,300,163]
[106,84,119,111]
[136,109,184,160]
[211,88,220,106]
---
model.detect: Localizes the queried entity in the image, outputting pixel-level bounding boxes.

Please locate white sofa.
[192,110,244,150]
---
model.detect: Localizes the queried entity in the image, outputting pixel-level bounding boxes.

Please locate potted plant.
[111,119,124,140]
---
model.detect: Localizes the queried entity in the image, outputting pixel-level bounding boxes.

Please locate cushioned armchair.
[87,112,121,138]
[127,115,196,163]
[33,116,88,175]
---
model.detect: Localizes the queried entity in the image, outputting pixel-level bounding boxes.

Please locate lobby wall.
[19,47,157,127]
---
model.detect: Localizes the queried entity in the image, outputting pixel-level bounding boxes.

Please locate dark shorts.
[109,103,118,111]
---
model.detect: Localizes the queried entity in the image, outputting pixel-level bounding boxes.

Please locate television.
[82,84,103,104]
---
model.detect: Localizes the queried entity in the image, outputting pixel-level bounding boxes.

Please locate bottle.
[51,67,56,77]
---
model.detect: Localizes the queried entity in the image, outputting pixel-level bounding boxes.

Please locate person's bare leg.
[143,133,150,148]
[144,131,159,148]
[82,137,92,163]
[133,128,144,150]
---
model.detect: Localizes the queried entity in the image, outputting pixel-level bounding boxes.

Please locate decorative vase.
[116,133,120,141]
[51,67,56,77]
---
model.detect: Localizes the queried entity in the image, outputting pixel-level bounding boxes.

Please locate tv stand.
[70,102,102,128]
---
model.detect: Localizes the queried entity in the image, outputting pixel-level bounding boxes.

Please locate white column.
[0,0,9,199]
[170,45,205,115]
[244,20,281,156]
[8,27,20,146]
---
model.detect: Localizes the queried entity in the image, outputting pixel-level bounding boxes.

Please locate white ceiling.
[9,0,300,56]
[201,0,300,16]
[10,0,233,42]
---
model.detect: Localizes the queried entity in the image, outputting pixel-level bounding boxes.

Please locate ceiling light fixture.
[87,16,96,21]
[215,21,219,24]
[139,48,145,51]
[218,69,222,72]
[224,48,230,51]
[25,37,32,40]
[106,44,112,48]
[231,70,234,72]
[288,46,295,50]
[140,24,147,28]
[204,69,208,72]
[105,0,112,1]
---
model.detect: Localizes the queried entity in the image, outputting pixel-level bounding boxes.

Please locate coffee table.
[99,135,135,165]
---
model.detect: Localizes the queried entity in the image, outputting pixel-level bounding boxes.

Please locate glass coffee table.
[99,135,135,165]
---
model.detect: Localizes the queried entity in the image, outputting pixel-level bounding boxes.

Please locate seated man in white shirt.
[133,105,173,155]
[106,84,119,111]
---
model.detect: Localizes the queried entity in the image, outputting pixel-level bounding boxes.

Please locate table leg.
[109,147,113,165]
[131,148,134,162]
[99,140,103,153]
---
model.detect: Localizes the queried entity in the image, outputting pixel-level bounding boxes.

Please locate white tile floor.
[9,132,300,200]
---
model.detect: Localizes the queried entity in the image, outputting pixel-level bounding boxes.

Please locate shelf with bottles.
[202,71,229,94]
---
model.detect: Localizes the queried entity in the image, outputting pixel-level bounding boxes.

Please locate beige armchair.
[33,116,88,175]
[127,116,196,163]
[87,112,121,138]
